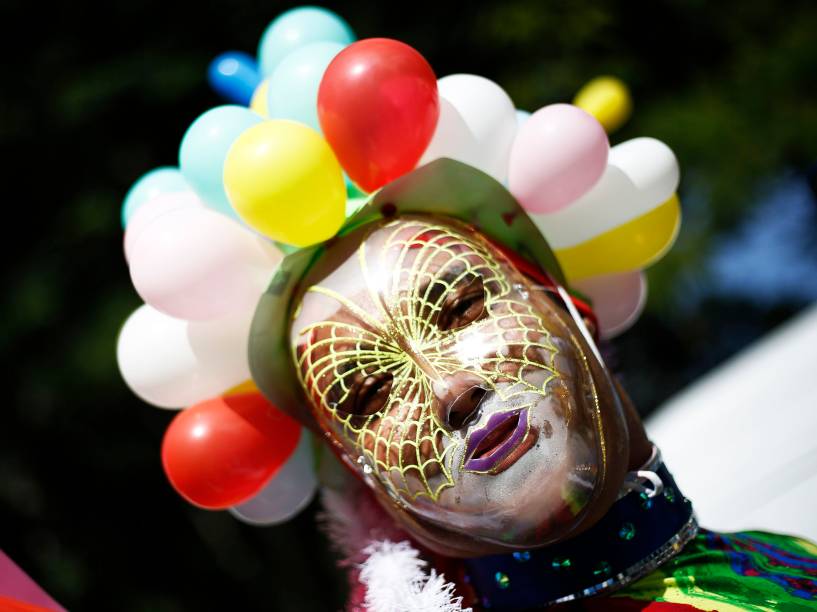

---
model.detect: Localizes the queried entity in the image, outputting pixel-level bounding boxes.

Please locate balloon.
[116,305,253,409]
[257,6,354,77]
[555,194,681,280]
[606,137,680,208]
[317,38,439,192]
[179,105,263,218]
[437,74,517,182]
[207,51,261,106]
[531,137,680,249]
[346,196,367,218]
[229,429,317,525]
[250,78,270,117]
[268,41,345,131]
[162,392,301,509]
[418,98,478,168]
[226,379,258,395]
[121,167,189,228]
[274,241,301,256]
[573,271,647,339]
[128,205,282,320]
[516,109,531,128]
[573,76,632,134]
[123,191,203,263]
[508,103,608,214]
[223,119,346,247]
[346,180,367,199]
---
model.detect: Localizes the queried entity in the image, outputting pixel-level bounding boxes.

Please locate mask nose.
[443,385,488,430]
[415,347,489,431]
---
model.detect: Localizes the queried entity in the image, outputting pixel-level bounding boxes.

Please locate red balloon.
[161,392,300,509]
[318,38,439,192]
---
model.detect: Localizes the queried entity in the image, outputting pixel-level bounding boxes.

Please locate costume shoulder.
[610,529,817,611]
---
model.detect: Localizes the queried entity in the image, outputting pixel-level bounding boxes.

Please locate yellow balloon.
[250,78,270,118]
[556,194,680,281]
[224,120,346,247]
[573,76,633,134]
[225,379,259,395]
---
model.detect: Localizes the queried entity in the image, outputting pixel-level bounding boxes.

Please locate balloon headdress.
[117,6,680,524]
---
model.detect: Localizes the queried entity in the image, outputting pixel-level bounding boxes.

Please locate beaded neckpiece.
[462,447,697,610]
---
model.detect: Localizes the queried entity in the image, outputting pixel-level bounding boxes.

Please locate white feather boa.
[320,487,471,612]
[360,540,471,612]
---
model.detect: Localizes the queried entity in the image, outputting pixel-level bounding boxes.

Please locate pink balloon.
[509,103,608,214]
[124,192,203,263]
[128,206,283,321]
[573,271,647,339]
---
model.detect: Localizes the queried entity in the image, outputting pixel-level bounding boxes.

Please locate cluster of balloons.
[117,5,681,520]
[117,6,359,521]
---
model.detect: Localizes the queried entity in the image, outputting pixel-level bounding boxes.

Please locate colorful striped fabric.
[589,529,817,611]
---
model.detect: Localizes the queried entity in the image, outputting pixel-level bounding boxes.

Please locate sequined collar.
[462,453,697,610]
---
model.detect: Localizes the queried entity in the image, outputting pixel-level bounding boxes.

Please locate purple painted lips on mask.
[464,408,530,473]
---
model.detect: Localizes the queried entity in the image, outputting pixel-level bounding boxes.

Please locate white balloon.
[229,430,318,525]
[530,137,680,249]
[608,137,680,208]
[573,271,647,339]
[123,192,202,263]
[418,98,477,167]
[437,74,517,182]
[116,304,253,409]
[128,206,282,321]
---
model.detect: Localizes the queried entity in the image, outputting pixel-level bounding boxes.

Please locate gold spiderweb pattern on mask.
[294,218,564,501]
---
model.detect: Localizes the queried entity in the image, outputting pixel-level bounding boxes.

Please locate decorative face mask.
[290,215,630,554]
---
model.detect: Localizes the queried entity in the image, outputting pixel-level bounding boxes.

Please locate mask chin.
[382,356,623,551]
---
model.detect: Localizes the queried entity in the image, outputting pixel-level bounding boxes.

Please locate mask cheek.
[330,395,458,499]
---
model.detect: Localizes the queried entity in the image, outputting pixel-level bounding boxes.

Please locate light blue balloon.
[178,105,263,218]
[257,6,354,77]
[516,109,532,128]
[121,167,189,228]
[268,41,344,131]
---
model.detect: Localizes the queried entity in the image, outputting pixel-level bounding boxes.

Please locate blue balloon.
[516,109,532,128]
[207,51,261,105]
[179,105,263,218]
[257,6,354,77]
[121,167,189,228]
[268,41,344,131]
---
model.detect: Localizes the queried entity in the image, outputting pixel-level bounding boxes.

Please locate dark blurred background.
[2,0,816,610]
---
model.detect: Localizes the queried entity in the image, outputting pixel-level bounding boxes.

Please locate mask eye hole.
[340,371,394,421]
[437,275,486,331]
